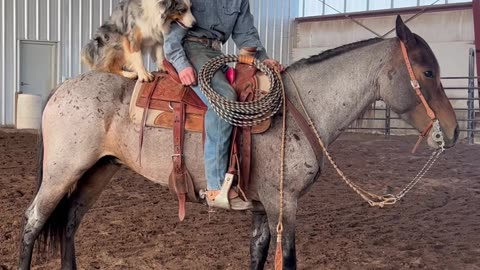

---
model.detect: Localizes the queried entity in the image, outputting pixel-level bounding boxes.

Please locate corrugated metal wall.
[0,0,297,126]
[227,0,298,65]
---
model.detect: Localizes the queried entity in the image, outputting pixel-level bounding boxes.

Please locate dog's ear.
[159,0,173,19]
[93,36,102,45]
[159,0,173,9]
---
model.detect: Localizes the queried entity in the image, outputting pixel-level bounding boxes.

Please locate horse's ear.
[395,15,416,47]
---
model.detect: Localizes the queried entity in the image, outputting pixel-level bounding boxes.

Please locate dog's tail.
[82,24,121,69]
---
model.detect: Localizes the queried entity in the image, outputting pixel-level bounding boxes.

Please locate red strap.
[411,121,433,154]
[138,77,160,165]
[399,41,436,120]
[173,103,185,172]
[163,59,182,84]
[172,103,187,221]
[400,41,438,153]
[285,98,323,162]
[228,127,239,174]
[228,63,257,199]
[178,194,186,221]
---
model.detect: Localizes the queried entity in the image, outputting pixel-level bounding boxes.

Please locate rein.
[282,40,446,208]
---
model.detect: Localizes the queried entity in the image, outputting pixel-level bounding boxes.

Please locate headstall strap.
[399,41,439,153]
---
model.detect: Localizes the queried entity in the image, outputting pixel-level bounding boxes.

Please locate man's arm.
[163,22,191,72]
[231,0,269,61]
[163,23,197,85]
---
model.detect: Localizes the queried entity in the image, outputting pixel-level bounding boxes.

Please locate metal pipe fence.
[349,48,479,144]
[299,0,471,17]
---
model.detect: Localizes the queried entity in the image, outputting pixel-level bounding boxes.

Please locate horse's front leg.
[250,202,271,270]
[279,202,297,270]
[265,197,298,270]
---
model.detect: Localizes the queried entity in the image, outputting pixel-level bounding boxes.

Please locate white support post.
[35,0,39,40]
[1,0,6,124]
[79,0,83,74]
[47,0,50,40]
[24,0,28,39]
[68,0,72,78]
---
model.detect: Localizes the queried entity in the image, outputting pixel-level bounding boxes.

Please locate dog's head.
[159,0,196,29]
[92,24,122,45]
[82,24,122,66]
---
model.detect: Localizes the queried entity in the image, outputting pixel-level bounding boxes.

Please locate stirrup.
[199,173,252,210]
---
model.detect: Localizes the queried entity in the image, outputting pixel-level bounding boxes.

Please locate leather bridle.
[399,41,445,153]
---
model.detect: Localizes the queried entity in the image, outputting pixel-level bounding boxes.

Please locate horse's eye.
[424,71,434,78]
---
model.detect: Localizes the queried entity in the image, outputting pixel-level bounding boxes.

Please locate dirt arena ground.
[1,129,479,270]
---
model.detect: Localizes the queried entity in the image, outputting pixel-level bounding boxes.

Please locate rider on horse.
[164,0,283,210]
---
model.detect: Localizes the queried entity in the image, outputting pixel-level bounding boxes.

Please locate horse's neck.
[285,40,392,145]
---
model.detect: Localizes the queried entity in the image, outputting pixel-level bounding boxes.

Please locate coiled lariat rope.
[199,55,284,127]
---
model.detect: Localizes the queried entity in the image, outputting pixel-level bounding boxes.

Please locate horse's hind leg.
[250,203,271,270]
[19,160,95,270]
[61,157,120,270]
[19,196,47,270]
[19,127,102,270]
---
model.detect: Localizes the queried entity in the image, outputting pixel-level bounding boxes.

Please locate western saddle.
[129,57,272,220]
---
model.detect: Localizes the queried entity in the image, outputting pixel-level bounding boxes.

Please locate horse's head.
[379,16,458,149]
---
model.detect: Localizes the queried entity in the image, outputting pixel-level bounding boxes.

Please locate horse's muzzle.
[428,123,458,149]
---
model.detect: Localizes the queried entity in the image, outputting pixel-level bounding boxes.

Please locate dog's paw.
[138,71,154,82]
[157,63,165,72]
[121,71,138,80]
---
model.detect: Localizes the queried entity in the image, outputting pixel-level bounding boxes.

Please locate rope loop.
[276,222,284,234]
[198,55,284,126]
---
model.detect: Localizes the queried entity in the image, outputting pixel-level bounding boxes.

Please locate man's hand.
[263,59,285,72]
[179,66,197,86]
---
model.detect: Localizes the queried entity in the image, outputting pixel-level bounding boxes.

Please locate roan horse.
[19,17,458,269]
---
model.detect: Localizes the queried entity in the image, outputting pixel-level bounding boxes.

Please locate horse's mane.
[288,37,384,70]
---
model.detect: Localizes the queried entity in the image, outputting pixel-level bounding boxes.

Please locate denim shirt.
[164,0,269,72]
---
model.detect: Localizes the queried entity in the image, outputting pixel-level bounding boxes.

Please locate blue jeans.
[184,41,236,190]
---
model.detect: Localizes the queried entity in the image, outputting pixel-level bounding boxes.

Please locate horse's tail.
[35,129,43,193]
[35,89,71,254]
